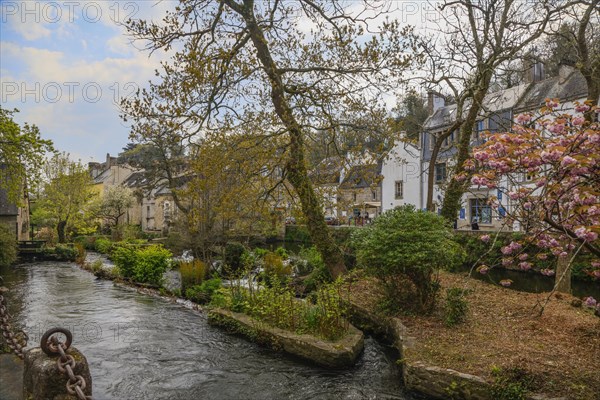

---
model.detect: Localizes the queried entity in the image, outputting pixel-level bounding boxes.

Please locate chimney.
[525,60,545,84]
[558,63,575,84]
[427,91,445,115]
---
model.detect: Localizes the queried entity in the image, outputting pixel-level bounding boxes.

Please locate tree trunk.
[441,72,493,222]
[238,1,346,278]
[426,121,461,211]
[57,220,67,243]
[554,254,572,294]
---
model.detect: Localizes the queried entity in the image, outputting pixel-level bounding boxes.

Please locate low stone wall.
[346,301,492,400]
[208,308,364,368]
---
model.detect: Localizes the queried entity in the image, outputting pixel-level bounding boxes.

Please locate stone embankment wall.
[208,308,364,368]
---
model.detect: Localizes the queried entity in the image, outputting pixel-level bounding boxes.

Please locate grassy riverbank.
[348,271,600,400]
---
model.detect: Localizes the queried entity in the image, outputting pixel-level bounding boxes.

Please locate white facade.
[381,140,421,212]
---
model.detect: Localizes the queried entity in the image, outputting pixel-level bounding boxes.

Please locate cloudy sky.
[1,1,438,164]
[0,1,174,163]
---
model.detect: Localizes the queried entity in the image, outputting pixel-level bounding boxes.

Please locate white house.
[381,139,421,212]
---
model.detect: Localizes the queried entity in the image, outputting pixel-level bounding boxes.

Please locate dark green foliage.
[353,205,465,313]
[274,246,288,260]
[216,276,348,341]
[491,366,539,400]
[53,244,78,261]
[284,225,312,243]
[132,245,172,286]
[94,237,112,254]
[0,224,17,267]
[112,245,137,278]
[444,288,469,326]
[224,242,246,275]
[185,278,222,303]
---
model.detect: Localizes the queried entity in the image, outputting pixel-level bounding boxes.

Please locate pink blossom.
[502,258,513,267]
[537,253,548,260]
[549,123,565,134]
[474,151,489,161]
[545,99,559,108]
[583,297,597,308]
[541,268,555,276]
[480,234,490,243]
[572,116,585,126]
[499,279,513,287]
[477,265,489,275]
[591,270,600,279]
[592,261,600,268]
[560,156,577,167]
[519,262,532,271]
[519,254,529,261]
[516,113,532,124]
[575,104,590,113]
[574,227,599,242]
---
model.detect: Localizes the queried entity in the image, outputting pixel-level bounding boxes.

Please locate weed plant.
[215,275,349,341]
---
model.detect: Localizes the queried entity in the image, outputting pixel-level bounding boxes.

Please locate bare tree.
[417,0,568,220]
[121,0,415,277]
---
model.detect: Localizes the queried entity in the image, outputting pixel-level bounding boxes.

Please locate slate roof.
[339,164,382,189]
[515,67,588,112]
[310,156,343,185]
[424,83,528,130]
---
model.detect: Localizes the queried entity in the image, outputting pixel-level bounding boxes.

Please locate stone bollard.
[23,345,92,399]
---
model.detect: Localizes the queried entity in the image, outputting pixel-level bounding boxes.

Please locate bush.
[263,252,292,280]
[352,205,465,313]
[132,245,172,286]
[112,245,137,278]
[444,287,469,326]
[185,278,222,303]
[94,237,112,254]
[0,224,17,267]
[217,276,348,341]
[224,242,246,276]
[179,260,208,292]
[54,244,78,261]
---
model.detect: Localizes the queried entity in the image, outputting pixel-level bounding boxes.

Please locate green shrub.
[180,260,208,292]
[186,278,222,303]
[94,237,112,254]
[444,288,469,326]
[112,245,137,278]
[263,252,292,280]
[352,205,465,314]
[132,245,172,286]
[218,276,348,341]
[490,366,538,400]
[0,224,17,267]
[54,243,78,261]
[274,246,288,260]
[224,242,246,276]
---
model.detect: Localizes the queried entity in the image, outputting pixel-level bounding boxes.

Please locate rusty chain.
[41,327,92,400]
[0,285,29,359]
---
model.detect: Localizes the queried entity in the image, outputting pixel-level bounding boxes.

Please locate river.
[0,261,416,400]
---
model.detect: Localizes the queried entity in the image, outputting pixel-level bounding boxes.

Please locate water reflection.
[0,262,414,400]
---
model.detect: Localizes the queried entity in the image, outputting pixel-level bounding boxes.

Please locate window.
[372,190,377,201]
[395,180,404,199]
[353,192,357,202]
[473,120,485,139]
[470,198,492,224]
[434,163,447,183]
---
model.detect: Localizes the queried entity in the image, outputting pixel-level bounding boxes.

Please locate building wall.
[338,186,382,221]
[381,141,421,212]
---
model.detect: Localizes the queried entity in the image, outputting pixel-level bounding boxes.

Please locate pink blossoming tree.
[466,100,600,296]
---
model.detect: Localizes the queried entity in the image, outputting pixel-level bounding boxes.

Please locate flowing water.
[0,261,415,400]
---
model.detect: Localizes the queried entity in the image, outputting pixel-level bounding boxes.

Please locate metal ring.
[41,327,73,356]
